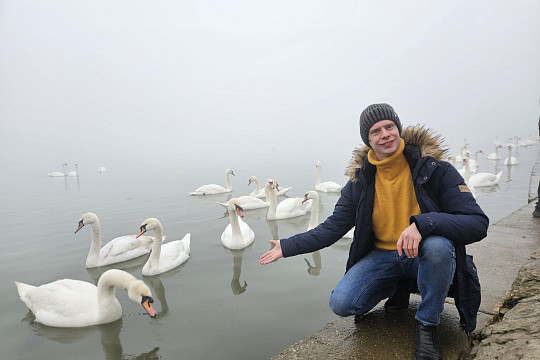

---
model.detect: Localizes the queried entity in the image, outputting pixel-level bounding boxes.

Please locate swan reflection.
[224,247,249,295]
[304,251,322,276]
[23,317,160,360]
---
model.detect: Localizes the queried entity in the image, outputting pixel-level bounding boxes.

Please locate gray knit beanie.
[359,103,402,146]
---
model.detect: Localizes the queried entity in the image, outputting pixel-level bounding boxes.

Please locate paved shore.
[270,201,540,360]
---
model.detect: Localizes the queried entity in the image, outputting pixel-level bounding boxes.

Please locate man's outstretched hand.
[259,240,283,265]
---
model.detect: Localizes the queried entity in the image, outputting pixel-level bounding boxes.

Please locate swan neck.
[316,166,322,185]
[225,172,232,190]
[87,219,102,265]
[228,206,241,235]
[148,225,163,264]
[308,196,319,230]
[265,185,278,216]
[97,270,137,314]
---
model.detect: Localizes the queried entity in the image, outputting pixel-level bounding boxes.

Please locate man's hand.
[397,222,422,258]
[259,240,283,264]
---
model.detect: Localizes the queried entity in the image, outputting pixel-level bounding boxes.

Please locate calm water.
[1,141,538,360]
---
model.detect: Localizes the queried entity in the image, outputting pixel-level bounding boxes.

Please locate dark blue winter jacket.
[280,126,489,334]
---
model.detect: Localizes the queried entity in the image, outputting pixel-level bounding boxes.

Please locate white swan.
[221,198,255,249]
[504,146,519,165]
[459,158,477,199]
[137,218,190,276]
[217,195,269,210]
[190,169,235,195]
[467,150,483,172]
[315,161,343,193]
[75,213,154,268]
[248,175,291,198]
[469,171,503,187]
[265,179,312,220]
[48,163,68,177]
[303,191,320,230]
[97,166,107,172]
[14,269,156,328]
[68,163,79,177]
[487,145,502,160]
[458,157,477,178]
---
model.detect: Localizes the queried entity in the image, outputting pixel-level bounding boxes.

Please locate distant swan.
[137,218,190,276]
[15,269,156,327]
[190,169,235,195]
[48,163,68,177]
[487,145,502,160]
[248,175,291,198]
[469,171,503,187]
[97,167,107,173]
[315,161,343,192]
[75,212,154,268]
[504,146,519,165]
[265,179,312,220]
[217,195,269,210]
[68,163,79,177]
[221,198,255,249]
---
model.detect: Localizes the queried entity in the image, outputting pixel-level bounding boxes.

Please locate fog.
[1,0,539,175]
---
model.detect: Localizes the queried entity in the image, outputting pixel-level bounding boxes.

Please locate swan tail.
[181,233,191,254]
[216,202,228,208]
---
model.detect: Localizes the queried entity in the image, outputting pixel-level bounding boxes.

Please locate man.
[259,103,489,360]
[534,113,540,218]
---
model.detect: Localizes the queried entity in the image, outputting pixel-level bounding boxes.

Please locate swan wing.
[275,198,312,219]
[147,234,190,275]
[315,181,343,192]
[15,279,102,327]
[98,235,153,265]
[190,184,229,195]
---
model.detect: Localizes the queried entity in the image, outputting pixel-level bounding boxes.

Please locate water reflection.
[304,251,322,276]
[224,248,249,295]
[24,318,160,360]
[142,276,169,319]
[86,256,150,284]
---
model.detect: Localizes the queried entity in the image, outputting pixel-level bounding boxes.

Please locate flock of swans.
[17,160,344,328]
[449,136,539,197]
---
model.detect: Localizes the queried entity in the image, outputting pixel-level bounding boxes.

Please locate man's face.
[368,119,401,160]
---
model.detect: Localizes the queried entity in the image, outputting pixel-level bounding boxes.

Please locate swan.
[216,195,269,210]
[467,150,483,171]
[315,161,343,193]
[469,171,503,187]
[221,198,255,249]
[460,158,477,199]
[504,146,519,165]
[190,169,235,195]
[265,179,312,220]
[68,163,79,177]
[303,190,320,230]
[137,218,190,276]
[14,269,156,327]
[487,145,503,160]
[248,175,291,198]
[75,212,154,268]
[97,167,107,172]
[48,163,68,177]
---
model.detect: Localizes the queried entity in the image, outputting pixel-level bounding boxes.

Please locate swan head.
[226,169,235,176]
[303,190,318,203]
[128,280,157,318]
[316,161,322,168]
[248,175,257,186]
[266,179,280,191]
[137,218,161,238]
[75,212,98,233]
[228,199,245,218]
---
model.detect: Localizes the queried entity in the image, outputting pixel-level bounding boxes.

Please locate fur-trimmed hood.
[345,125,448,181]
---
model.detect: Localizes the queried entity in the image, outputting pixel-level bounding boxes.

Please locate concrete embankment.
[271,201,540,360]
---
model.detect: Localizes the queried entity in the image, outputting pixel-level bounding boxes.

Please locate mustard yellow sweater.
[367,139,421,250]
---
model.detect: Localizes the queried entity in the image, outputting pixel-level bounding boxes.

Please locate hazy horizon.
[1,1,539,176]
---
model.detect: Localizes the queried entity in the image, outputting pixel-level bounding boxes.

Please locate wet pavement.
[271,201,540,360]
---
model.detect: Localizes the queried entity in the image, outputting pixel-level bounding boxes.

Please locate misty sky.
[1,0,539,174]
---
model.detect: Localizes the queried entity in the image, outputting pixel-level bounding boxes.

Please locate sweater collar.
[367,138,406,167]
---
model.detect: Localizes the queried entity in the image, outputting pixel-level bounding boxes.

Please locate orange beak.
[136,229,146,239]
[142,297,156,317]
[74,221,84,234]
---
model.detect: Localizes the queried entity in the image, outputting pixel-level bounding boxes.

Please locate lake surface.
[1,140,538,360]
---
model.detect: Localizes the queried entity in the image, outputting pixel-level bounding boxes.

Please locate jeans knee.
[329,291,352,317]
[420,236,455,264]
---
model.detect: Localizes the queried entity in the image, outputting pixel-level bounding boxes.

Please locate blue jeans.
[329,236,456,326]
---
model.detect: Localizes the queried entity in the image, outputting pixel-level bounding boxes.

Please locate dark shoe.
[384,284,411,313]
[533,207,540,218]
[415,321,442,360]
